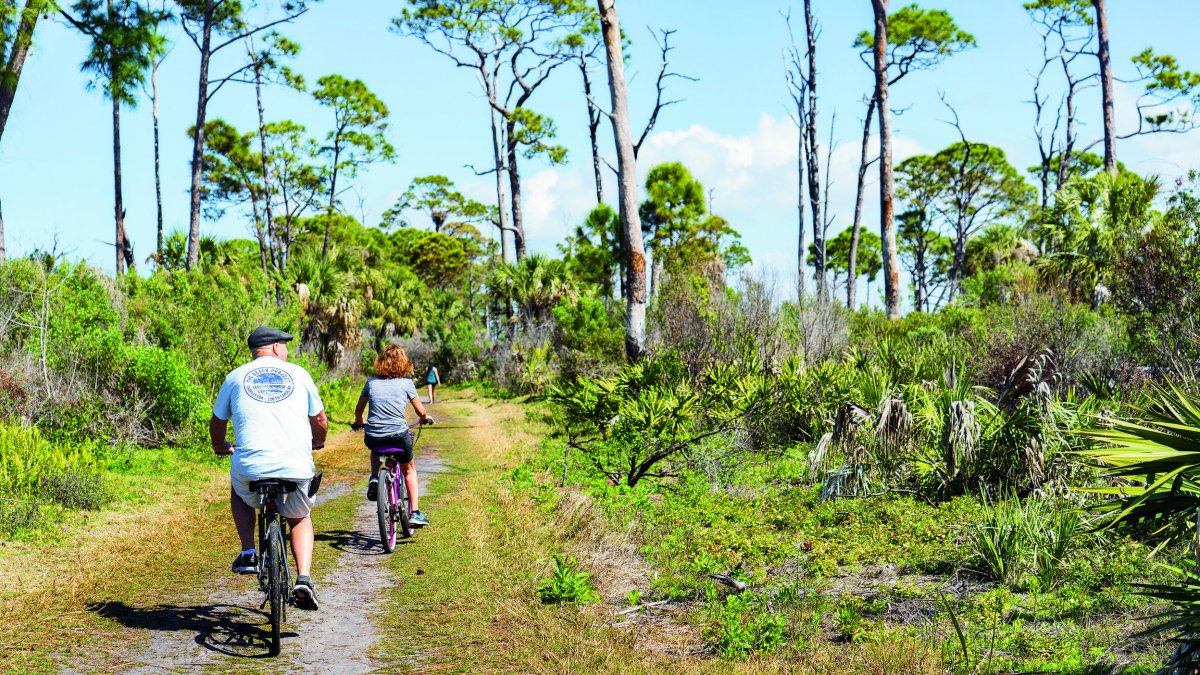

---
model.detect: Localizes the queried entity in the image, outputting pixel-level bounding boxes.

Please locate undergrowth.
[521,434,1176,670]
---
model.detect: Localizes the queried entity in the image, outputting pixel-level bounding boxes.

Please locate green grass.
[517,434,1179,672]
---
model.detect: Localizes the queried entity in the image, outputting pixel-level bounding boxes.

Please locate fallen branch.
[617,599,672,615]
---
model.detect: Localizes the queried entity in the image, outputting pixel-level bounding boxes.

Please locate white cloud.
[479,113,929,302]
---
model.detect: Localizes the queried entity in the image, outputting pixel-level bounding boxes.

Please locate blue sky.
[3,0,1199,304]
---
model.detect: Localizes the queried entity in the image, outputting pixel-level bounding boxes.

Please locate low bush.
[39,469,109,511]
[705,592,788,657]
[0,423,98,498]
[536,555,600,604]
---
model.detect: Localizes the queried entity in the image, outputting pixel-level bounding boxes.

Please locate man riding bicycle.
[210,326,328,610]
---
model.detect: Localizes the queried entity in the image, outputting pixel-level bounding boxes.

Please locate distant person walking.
[425,364,441,403]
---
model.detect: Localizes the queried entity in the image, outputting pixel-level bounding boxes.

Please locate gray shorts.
[231,470,314,520]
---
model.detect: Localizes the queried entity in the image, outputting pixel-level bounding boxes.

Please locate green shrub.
[122,344,205,428]
[0,500,42,538]
[537,555,601,604]
[705,593,788,657]
[39,470,109,511]
[317,375,361,422]
[552,296,623,358]
[0,423,98,498]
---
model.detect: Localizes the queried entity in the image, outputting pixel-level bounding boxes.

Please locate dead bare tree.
[573,28,606,204]
[1029,2,1096,214]
[801,0,826,302]
[598,0,647,360]
[784,13,808,301]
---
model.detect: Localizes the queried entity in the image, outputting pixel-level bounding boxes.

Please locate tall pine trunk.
[0,0,41,140]
[505,122,527,260]
[1094,0,1116,172]
[847,98,875,310]
[252,48,278,273]
[489,106,511,264]
[597,0,646,360]
[152,55,164,260]
[804,0,825,301]
[322,144,340,261]
[108,0,134,275]
[186,0,214,271]
[112,95,131,274]
[0,0,46,264]
[872,0,900,319]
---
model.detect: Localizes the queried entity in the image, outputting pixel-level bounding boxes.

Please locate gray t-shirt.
[361,377,419,437]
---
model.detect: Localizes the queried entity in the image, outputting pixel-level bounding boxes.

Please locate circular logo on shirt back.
[244,366,295,402]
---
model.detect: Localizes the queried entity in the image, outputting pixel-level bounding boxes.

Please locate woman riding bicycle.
[354,344,432,526]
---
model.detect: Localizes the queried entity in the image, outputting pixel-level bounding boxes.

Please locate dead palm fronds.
[875,397,913,463]
[943,399,981,482]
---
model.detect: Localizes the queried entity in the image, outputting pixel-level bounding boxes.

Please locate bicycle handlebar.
[350,417,432,433]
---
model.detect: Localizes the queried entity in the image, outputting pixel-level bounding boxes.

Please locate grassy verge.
[508,437,1176,673]
[370,390,702,673]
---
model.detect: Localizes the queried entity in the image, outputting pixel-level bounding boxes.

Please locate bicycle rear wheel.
[265,520,283,656]
[377,470,396,552]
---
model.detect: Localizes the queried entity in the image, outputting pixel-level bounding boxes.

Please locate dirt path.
[98,441,446,673]
[32,393,662,674]
[289,455,446,672]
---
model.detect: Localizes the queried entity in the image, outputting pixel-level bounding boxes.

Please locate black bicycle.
[247,478,299,656]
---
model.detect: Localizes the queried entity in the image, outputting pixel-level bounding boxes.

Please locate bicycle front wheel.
[396,475,412,540]
[265,520,283,656]
[377,470,396,553]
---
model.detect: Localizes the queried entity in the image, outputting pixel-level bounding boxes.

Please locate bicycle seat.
[249,478,299,493]
[372,447,407,455]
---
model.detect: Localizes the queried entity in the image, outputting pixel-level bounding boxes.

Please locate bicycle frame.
[256,497,292,596]
[254,482,294,646]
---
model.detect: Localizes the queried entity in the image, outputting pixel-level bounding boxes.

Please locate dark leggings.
[364,430,414,463]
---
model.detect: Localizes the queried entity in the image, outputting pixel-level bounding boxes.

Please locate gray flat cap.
[248,326,294,349]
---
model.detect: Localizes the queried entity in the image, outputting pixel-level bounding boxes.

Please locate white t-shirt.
[213,356,324,479]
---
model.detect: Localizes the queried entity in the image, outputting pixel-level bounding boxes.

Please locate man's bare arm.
[309,410,329,449]
[210,416,232,455]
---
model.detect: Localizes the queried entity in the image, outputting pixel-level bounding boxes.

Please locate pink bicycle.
[353,419,431,553]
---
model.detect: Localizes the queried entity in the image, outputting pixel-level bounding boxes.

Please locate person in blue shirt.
[425,364,441,403]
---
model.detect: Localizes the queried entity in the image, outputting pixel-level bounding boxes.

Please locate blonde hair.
[374,344,414,379]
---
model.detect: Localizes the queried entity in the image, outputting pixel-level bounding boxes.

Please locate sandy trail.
[99,452,446,674]
[289,455,446,673]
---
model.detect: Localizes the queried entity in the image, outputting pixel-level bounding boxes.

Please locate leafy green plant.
[970,493,1027,586]
[1029,506,1081,593]
[536,555,600,605]
[0,423,98,498]
[833,601,866,642]
[549,356,764,487]
[705,593,788,657]
[1075,384,1200,647]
